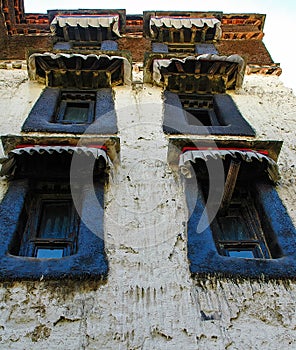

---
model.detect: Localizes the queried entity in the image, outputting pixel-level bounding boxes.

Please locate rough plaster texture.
[0,71,295,349]
[230,75,296,225]
[0,70,42,157]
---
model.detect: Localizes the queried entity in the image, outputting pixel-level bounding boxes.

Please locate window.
[0,146,109,280]
[167,43,196,54]
[21,87,118,134]
[211,187,271,259]
[163,91,255,136]
[17,182,79,259]
[150,55,254,136]
[179,94,220,127]
[180,148,296,278]
[195,156,276,261]
[56,91,96,124]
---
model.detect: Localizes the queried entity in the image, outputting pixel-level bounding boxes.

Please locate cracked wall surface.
[0,70,295,349]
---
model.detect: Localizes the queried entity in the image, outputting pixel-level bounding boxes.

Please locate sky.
[24,0,296,92]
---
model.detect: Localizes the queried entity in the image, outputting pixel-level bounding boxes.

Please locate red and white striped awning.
[179,149,280,183]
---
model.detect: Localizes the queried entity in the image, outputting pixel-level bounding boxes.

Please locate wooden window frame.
[56,90,96,125]
[179,94,221,127]
[212,190,272,259]
[18,187,79,259]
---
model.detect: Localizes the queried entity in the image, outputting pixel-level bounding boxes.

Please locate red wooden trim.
[181,146,269,156]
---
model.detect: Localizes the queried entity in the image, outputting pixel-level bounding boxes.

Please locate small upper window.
[56,91,96,124]
[179,94,221,127]
[163,92,255,136]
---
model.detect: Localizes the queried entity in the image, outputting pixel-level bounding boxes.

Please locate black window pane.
[186,109,212,126]
[36,248,64,259]
[228,250,255,258]
[64,102,89,122]
[218,215,255,241]
[38,202,71,239]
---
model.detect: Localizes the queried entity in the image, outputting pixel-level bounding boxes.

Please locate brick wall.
[216,40,274,66]
[0,35,53,60]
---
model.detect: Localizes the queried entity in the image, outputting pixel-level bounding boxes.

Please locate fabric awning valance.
[179,149,280,183]
[28,53,132,87]
[50,15,120,37]
[150,16,222,40]
[152,54,245,90]
[0,146,111,177]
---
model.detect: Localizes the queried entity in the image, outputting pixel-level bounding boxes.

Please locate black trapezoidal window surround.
[180,149,296,279]
[163,91,255,136]
[0,146,110,280]
[22,87,118,134]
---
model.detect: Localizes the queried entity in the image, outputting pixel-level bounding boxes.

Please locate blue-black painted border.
[186,179,296,279]
[22,87,118,134]
[163,91,255,136]
[0,179,108,281]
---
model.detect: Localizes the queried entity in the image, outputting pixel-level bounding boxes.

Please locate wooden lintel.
[220,159,241,214]
[106,27,112,40]
[106,59,121,74]
[74,27,81,41]
[96,27,102,42]
[63,26,69,41]
[226,74,237,89]
[175,61,185,73]
[36,57,51,72]
[195,61,201,74]
[75,57,82,70]
[180,29,185,43]
[56,57,67,69]
[85,28,92,42]
[208,62,221,75]
[225,63,238,76]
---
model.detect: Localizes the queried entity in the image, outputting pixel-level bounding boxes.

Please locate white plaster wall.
[0,71,295,349]
[231,75,296,225]
[0,70,43,140]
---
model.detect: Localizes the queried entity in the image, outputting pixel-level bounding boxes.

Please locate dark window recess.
[168,43,196,54]
[163,91,255,136]
[196,159,275,261]
[56,91,96,124]
[185,153,296,278]
[185,160,296,279]
[17,183,79,259]
[179,94,221,126]
[0,150,108,280]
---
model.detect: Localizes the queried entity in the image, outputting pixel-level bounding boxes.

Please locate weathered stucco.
[0,70,295,349]
[0,70,42,142]
[231,75,296,225]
